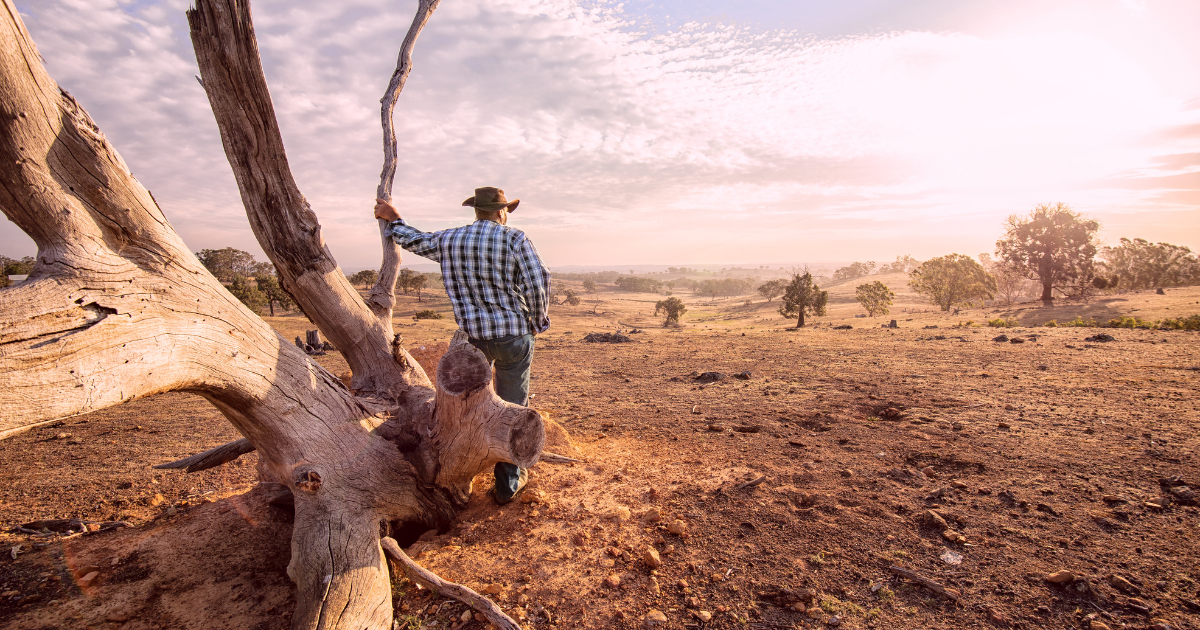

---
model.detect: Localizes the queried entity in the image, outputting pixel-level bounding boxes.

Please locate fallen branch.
[381,537,522,630]
[153,438,255,472]
[540,451,584,464]
[734,475,767,491]
[888,565,961,601]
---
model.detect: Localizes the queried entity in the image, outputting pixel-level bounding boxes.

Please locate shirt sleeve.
[386,219,442,262]
[513,233,551,334]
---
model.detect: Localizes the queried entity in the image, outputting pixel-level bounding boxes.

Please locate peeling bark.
[0,1,551,629]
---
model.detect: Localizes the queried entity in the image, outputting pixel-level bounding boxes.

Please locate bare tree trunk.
[796,311,805,328]
[0,2,551,629]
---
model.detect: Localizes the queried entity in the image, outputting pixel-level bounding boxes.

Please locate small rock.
[1084,333,1115,342]
[667,520,688,536]
[643,609,667,627]
[686,597,701,609]
[609,506,631,521]
[474,612,487,622]
[643,546,662,569]
[695,611,712,622]
[942,529,966,544]
[925,510,949,529]
[604,575,622,589]
[921,466,937,479]
[642,508,662,523]
[105,611,129,623]
[460,610,473,623]
[733,371,752,380]
[950,480,968,490]
[482,583,503,595]
[519,489,547,504]
[1109,574,1139,594]
[827,616,841,627]
[806,607,824,619]
[1045,570,1075,584]
[150,493,166,507]
[1010,337,1025,344]
[55,432,71,440]
[992,334,1009,342]
[839,469,854,478]
[1150,620,1175,630]
[78,571,99,587]
[1090,621,1112,630]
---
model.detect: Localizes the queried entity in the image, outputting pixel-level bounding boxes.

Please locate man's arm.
[375,199,441,262]
[514,234,551,334]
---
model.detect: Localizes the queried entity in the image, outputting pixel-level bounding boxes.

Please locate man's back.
[386,218,551,340]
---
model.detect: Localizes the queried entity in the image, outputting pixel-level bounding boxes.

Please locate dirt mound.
[583,332,631,343]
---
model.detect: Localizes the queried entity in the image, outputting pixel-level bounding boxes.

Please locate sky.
[4,0,1199,270]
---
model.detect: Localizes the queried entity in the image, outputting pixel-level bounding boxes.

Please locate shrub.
[1159,314,1200,330]
[654,297,687,326]
[987,318,1019,327]
[413,310,443,320]
[1104,315,1153,329]
[952,320,975,328]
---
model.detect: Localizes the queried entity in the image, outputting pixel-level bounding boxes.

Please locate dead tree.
[0,1,551,628]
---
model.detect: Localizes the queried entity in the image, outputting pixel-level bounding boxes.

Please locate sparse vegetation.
[757,279,787,302]
[855,280,894,317]
[987,318,1019,327]
[582,279,596,293]
[654,296,687,326]
[614,276,664,293]
[833,261,876,283]
[348,269,378,289]
[779,270,828,328]
[413,310,443,320]
[909,254,995,311]
[995,203,1101,302]
[696,277,754,299]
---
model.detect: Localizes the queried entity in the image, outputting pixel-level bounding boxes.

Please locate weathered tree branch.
[187,0,427,400]
[368,0,442,322]
[153,437,255,472]
[382,537,522,630]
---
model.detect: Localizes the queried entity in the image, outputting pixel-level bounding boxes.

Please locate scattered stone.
[992,334,1009,342]
[604,575,622,588]
[839,469,854,478]
[940,550,963,565]
[806,607,824,619]
[827,615,841,626]
[78,571,99,587]
[695,611,712,622]
[733,371,752,380]
[833,325,852,330]
[921,466,938,479]
[1150,620,1175,630]
[105,611,129,623]
[642,507,662,522]
[519,489,547,505]
[686,597,701,609]
[694,372,727,383]
[150,493,166,507]
[584,332,632,343]
[643,546,662,569]
[950,480,968,490]
[1045,570,1076,584]
[1090,620,1112,630]
[1109,574,1140,594]
[997,422,1011,429]
[942,529,966,544]
[1127,597,1152,614]
[1036,503,1061,517]
[460,610,473,623]
[1084,333,1115,343]
[643,609,667,627]
[609,507,632,521]
[1010,337,1025,344]
[1102,495,1127,503]
[667,520,688,536]
[925,510,949,529]
[483,583,503,595]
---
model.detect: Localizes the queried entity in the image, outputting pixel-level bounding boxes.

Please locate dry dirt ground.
[2,282,1199,630]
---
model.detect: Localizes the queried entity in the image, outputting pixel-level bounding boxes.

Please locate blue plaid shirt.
[387,218,551,340]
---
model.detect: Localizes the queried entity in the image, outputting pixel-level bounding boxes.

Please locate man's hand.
[374,199,401,222]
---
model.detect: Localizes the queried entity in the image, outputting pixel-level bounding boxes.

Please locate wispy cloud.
[5,0,1198,267]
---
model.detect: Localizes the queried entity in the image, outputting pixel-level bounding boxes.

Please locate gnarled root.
[381,537,522,630]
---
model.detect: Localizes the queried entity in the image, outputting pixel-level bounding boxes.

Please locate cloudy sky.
[4,0,1199,269]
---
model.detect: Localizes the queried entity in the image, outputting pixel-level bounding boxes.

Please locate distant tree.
[778,270,828,328]
[582,279,596,293]
[227,275,268,313]
[1099,237,1200,289]
[196,247,272,281]
[855,280,894,317]
[254,273,294,316]
[995,203,1100,303]
[614,276,664,293]
[409,273,428,301]
[978,253,1035,306]
[756,279,787,302]
[832,261,876,283]
[654,296,687,326]
[696,278,754,298]
[0,254,34,275]
[876,255,921,274]
[348,269,378,289]
[397,268,419,295]
[562,289,581,306]
[909,254,996,311]
[0,274,7,288]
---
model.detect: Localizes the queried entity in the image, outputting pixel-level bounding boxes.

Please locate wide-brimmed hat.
[462,187,519,212]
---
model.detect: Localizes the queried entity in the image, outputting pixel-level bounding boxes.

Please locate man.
[374,187,550,504]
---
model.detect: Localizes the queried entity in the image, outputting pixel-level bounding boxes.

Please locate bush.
[614,276,664,293]
[413,310,444,320]
[1104,315,1153,329]
[1158,314,1200,330]
[654,297,687,326]
[987,318,1019,327]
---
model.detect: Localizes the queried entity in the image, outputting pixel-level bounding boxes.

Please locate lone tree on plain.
[562,288,581,306]
[909,254,996,311]
[995,202,1100,304]
[582,279,596,292]
[778,270,828,327]
[0,2,560,629]
[349,268,379,289]
[757,278,787,302]
[654,296,687,326]
[855,280,894,317]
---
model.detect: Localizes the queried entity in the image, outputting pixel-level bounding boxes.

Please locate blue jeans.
[468,334,535,499]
